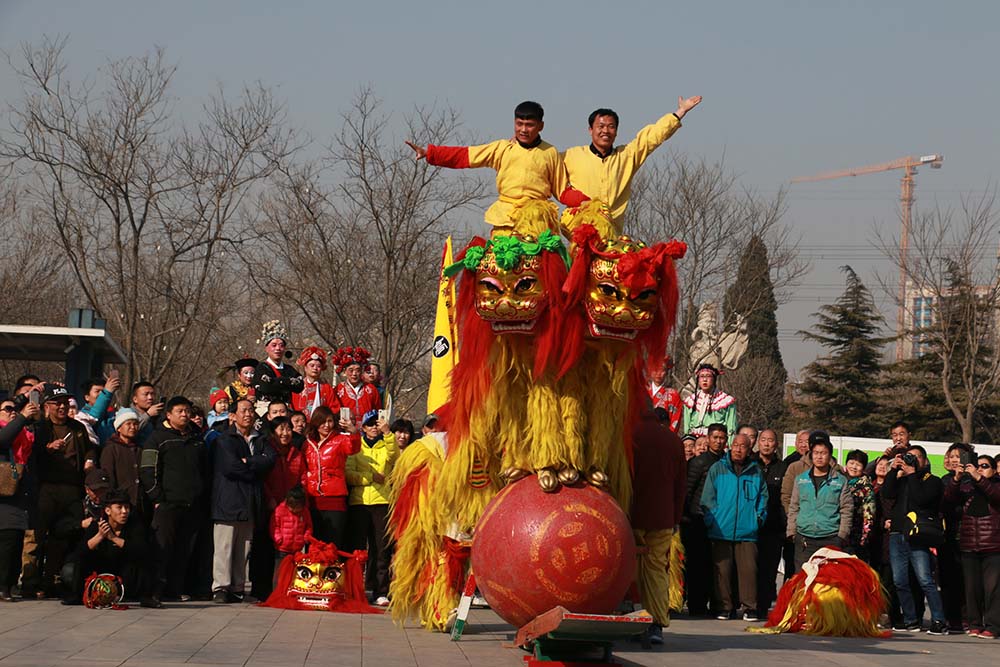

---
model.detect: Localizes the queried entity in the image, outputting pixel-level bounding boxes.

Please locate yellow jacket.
[562,113,681,232]
[427,139,570,231]
[346,432,399,506]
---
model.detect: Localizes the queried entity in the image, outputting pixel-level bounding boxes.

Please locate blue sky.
[2,0,998,375]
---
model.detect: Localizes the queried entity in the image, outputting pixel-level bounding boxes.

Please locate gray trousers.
[711,540,758,614]
[212,521,254,593]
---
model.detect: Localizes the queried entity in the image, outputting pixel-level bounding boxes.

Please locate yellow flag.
[427,236,458,414]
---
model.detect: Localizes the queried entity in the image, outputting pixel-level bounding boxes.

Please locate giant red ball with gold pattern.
[470,477,636,628]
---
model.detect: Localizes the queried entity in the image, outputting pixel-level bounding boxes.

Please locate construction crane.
[792,154,944,361]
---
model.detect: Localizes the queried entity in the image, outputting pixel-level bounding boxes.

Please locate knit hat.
[258,320,289,346]
[209,388,229,409]
[113,408,141,430]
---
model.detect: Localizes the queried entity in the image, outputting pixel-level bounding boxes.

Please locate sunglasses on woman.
[978,463,993,469]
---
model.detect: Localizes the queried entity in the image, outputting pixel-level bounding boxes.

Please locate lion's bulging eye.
[598,283,619,298]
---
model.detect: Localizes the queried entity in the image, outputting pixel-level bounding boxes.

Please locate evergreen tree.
[796,266,888,436]
[723,235,787,427]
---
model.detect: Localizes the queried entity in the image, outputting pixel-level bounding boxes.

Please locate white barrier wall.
[781,433,1000,465]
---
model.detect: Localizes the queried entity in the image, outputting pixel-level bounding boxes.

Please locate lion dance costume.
[749,548,888,637]
[389,201,687,632]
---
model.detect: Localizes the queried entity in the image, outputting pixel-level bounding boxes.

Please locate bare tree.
[245,88,485,415]
[719,356,789,428]
[624,155,807,388]
[0,179,78,389]
[877,192,1000,442]
[1,38,299,394]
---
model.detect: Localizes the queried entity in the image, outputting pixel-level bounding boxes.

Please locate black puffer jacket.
[944,475,1000,554]
[139,421,206,507]
[881,466,943,537]
[685,449,723,517]
[757,454,788,534]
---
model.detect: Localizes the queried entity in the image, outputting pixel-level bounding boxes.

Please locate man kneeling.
[62,489,158,607]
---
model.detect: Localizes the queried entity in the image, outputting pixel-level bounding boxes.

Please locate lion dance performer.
[558,209,687,639]
[388,204,580,630]
[559,215,686,511]
[389,203,688,633]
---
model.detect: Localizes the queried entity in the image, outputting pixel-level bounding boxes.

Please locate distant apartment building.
[899,281,999,360]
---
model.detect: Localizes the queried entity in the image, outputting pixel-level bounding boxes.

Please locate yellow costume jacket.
[427,139,574,230]
[562,113,682,232]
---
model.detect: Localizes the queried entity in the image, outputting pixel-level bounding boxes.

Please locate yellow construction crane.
[792,154,944,361]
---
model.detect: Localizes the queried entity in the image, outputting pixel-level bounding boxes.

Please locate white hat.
[114,408,141,430]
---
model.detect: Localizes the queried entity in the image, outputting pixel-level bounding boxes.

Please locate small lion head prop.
[262,539,378,613]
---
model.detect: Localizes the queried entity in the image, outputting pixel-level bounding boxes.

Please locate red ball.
[471,478,636,628]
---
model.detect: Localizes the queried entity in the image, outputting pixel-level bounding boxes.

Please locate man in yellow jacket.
[562,95,703,235]
[406,101,588,236]
[346,410,399,606]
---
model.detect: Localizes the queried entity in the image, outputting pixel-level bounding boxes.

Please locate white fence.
[781,433,1000,464]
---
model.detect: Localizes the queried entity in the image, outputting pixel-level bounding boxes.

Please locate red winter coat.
[264,441,306,510]
[271,501,313,553]
[302,432,361,500]
[334,382,381,427]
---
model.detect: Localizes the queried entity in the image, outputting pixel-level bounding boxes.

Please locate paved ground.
[0,600,995,666]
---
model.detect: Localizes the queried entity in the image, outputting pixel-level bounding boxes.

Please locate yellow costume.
[562,112,681,233]
[387,432,465,631]
[634,528,675,627]
[426,140,570,233]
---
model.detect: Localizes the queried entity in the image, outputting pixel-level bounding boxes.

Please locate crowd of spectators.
[676,418,1000,638]
[1,344,998,643]
[0,332,416,609]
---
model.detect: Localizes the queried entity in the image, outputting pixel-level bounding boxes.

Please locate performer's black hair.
[588,108,619,127]
[514,101,544,121]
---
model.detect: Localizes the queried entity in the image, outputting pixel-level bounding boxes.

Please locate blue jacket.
[82,389,117,444]
[700,453,768,542]
[787,468,853,540]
